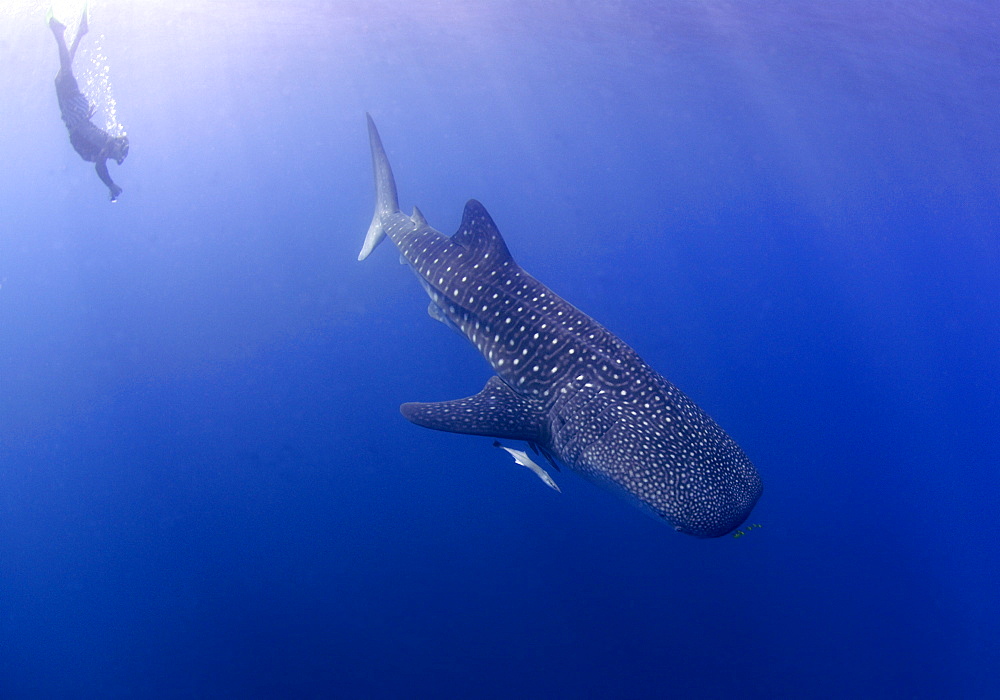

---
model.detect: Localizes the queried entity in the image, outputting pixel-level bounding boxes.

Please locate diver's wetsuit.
[55,71,122,200]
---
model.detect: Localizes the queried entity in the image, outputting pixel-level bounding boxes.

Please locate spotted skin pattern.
[359,115,762,537]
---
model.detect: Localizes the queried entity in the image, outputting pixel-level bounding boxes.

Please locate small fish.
[493,441,561,493]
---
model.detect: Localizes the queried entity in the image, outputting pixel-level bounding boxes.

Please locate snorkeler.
[47,6,129,201]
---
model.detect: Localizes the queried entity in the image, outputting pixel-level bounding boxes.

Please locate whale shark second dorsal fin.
[400,376,543,442]
[450,200,514,264]
[411,206,428,227]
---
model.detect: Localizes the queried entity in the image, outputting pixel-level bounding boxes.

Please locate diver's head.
[111,135,130,164]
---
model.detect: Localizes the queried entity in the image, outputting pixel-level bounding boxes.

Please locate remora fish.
[358,115,762,537]
[493,441,561,493]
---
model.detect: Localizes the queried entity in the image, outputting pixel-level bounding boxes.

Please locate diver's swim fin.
[79,3,89,36]
[46,7,65,32]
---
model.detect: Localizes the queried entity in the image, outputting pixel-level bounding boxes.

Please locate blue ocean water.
[2,1,998,697]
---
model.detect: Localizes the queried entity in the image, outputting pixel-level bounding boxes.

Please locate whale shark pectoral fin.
[401,376,544,442]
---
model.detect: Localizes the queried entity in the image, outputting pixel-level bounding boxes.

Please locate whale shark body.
[358,115,762,537]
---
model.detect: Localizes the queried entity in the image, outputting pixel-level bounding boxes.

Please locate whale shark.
[358,115,762,537]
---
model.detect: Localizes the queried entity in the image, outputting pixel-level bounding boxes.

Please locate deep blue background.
[2,1,998,697]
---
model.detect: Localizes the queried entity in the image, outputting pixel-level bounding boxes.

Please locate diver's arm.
[95,159,122,201]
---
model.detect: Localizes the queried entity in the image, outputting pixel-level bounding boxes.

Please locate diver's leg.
[47,9,72,74]
[67,5,89,63]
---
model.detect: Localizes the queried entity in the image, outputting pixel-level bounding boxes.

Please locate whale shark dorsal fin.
[450,200,513,264]
[411,206,428,227]
[400,376,543,441]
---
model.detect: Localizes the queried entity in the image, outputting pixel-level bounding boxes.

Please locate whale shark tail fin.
[358,113,400,261]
